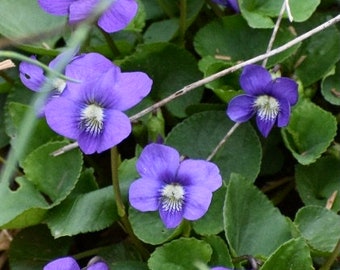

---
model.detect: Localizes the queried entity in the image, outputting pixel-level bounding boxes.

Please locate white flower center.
[52,78,66,94]
[161,183,185,213]
[254,95,280,121]
[80,103,105,135]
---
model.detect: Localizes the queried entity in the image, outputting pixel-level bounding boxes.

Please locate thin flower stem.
[319,238,340,270]
[110,147,150,260]
[99,28,121,56]
[270,180,295,206]
[261,177,293,193]
[262,0,287,67]
[206,122,241,161]
[181,220,192,237]
[50,14,340,156]
[110,147,125,217]
[129,14,340,121]
[72,246,109,260]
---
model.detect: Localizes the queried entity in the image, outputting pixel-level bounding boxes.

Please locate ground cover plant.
[0,0,340,269]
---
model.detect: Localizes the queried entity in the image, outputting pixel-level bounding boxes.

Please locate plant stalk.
[110,147,149,260]
[319,238,340,270]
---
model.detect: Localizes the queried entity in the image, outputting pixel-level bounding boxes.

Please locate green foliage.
[23,141,83,204]
[166,111,262,182]
[0,0,66,53]
[296,156,340,211]
[281,99,337,165]
[0,177,49,228]
[321,61,340,105]
[0,0,340,269]
[224,174,292,257]
[121,43,204,118]
[0,141,83,229]
[294,14,340,87]
[144,19,179,44]
[0,96,9,148]
[6,102,61,165]
[129,207,181,245]
[8,225,72,270]
[200,58,242,103]
[240,0,320,28]
[46,186,119,238]
[203,235,234,268]
[261,238,314,270]
[194,15,299,67]
[192,186,227,235]
[148,238,212,270]
[294,206,340,254]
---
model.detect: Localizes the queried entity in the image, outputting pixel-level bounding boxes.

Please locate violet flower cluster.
[19,0,151,155]
[227,64,298,137]
[44,256,108,270]
[129,143,222,229]
[20,52,152,154]
[37,0,138,33]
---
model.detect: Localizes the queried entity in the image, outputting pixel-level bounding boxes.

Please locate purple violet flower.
[211,267,233,270]
[129,143,222,229]
[226,64,298,137]
[43,256,108,270]
[19,52,113,116]
[211,0,240,12]
[44,56,152,154]
[37,0,138,33]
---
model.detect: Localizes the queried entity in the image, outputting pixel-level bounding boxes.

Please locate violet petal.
[98,0,138,33]
[68,0,98,24]
[136,143,180,180]
[183,186,212,220]
[65,53,113,82]
[44,97,80,140]
[129,177,161,212]
[88,261,109,270]
[112,71,153,111]
[277,99,291,127]
[159,207,184,229]
[228,0,240,12]
[240,65,272,95]
[19,56,45,91]
[177,160,222,192]
[76,109,130,154]
[65,61,120,100]
[227,95,255,122]
[93,109,131,154]
[256,114,276,137]
[43,257,80,270]
[269,77,298,105]
[38,0,73,16]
